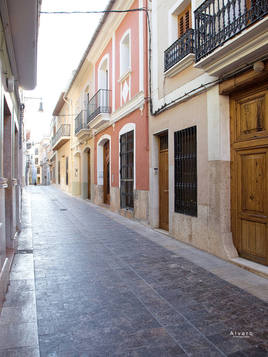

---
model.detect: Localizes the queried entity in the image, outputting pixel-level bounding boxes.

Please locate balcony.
[51,124,70,151]
[75,110,90,140]
[195,0,268,76]
[87,89,111,129]
[164,29,195,76]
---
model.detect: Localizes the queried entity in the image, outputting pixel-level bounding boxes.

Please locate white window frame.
[168,0,192,46]
[98,54,110,90]
[118,123,136,190]
[119,29,131,78]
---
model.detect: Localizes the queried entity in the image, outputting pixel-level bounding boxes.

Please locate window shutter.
[177,5,192,38]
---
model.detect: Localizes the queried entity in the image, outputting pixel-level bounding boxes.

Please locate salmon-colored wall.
[94,104,149,191]
[93,0,149,191]
[115,0,140,110]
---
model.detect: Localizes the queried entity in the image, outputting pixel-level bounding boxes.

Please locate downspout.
[145,0,149,152]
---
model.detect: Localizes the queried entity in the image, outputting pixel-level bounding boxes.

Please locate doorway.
[231,85,268,266]
[103,141,110,204]
[87,150,91,199]
[159,133,169,230]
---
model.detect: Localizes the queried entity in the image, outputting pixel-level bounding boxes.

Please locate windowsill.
[122,207,134,211]
[118,68,132,83]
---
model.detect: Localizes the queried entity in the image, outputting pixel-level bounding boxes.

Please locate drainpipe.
[63,95,72,125]
[145,0,149,152]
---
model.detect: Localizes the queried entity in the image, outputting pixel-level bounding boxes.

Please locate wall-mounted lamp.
[24,96,44,112]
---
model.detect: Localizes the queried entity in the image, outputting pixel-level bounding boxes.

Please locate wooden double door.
[231,85,268,266]
[103,141,110,204]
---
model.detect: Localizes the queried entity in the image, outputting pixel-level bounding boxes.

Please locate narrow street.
[0,186,267,356]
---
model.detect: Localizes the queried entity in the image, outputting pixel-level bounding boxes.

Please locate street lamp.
[23,96,44,112]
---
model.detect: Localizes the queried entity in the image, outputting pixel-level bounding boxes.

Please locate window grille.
[120,130,134,209]
[160,134,168,151]
[174,126,197,216]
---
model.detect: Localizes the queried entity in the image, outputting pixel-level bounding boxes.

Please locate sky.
[24,0,110,141]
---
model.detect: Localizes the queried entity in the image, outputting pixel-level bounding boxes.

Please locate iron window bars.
[174,126,197,217]
[164,29,195,72]
[120,130,134,209]
[195,0,268,62]
[87,89,111,124]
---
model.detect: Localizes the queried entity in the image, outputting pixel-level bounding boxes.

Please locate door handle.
[164,190,169,192]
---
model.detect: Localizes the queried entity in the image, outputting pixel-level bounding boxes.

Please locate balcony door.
[231,86,268,266]
[103,141,110,205]
[98,57,109,110]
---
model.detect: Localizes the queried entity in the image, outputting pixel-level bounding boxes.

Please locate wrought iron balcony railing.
[164,29,195,72]
[87,89,111,124]
[195,0,268,62]
[75,110,87,134]
[51,124,70,148]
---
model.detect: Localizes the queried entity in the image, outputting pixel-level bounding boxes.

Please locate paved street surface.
[0,186,268,356]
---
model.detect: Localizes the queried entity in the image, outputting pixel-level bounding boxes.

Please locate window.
[66,157,69,185]
[120,31,130,77]
[37,167,40,174]
[98,56,109,90]
[35,158,38,165]
[35,148,38,155]
[174,126,197,216]
[177,4,191,38]
[120,130,134,209]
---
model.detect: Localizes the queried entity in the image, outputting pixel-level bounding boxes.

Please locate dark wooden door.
[231,86,268,265]
[103,141,110,204]
[87,151,91,199]
[159,134,169,230]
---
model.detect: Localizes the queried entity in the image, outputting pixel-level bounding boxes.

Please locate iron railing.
[51,124,70,148]
[87,89,111,124]
[195,0,268,62]
[75,110,87,134]
[164,29,195,72]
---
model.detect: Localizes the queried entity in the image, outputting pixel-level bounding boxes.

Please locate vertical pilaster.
[207,85,238,259]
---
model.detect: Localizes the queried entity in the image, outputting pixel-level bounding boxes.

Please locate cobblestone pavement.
[29,186,268,356]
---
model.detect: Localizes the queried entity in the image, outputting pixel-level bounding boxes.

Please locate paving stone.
[27,186,268,356]
[0,347,40,357]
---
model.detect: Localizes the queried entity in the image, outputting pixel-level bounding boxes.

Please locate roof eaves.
[52,92,65,116]
[64,0,116,99]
